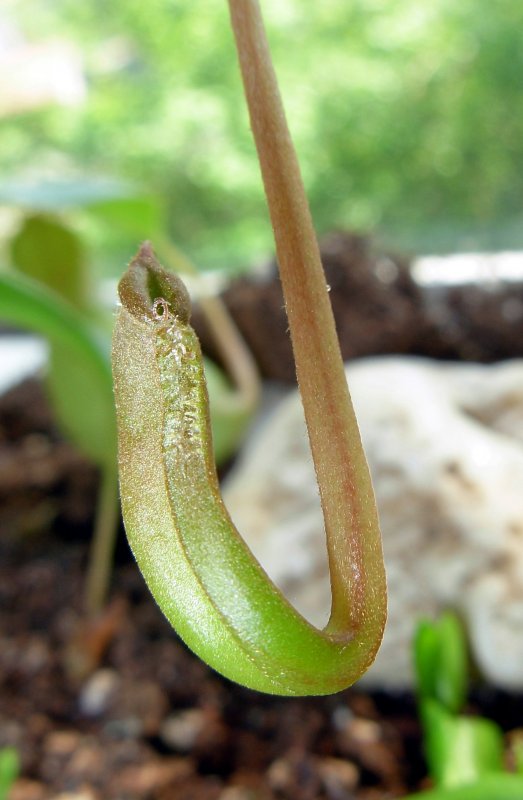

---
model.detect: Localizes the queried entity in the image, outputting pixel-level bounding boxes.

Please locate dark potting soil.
[194,232,523,381]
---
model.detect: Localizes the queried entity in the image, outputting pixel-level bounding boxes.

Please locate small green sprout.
[409,612,523,799]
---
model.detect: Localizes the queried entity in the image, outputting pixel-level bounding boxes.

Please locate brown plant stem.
[227,0,386,637]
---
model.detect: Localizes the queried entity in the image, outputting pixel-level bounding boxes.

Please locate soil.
[2,236,523,799]
[195,232,523,381]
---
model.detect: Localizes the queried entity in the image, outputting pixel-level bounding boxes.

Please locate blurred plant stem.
[84,463,120,616]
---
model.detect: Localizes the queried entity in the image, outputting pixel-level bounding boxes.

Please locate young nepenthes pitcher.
[112,0,386,696]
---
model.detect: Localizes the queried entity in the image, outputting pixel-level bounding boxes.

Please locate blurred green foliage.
[11,214,89,310]
[3,0,523,273]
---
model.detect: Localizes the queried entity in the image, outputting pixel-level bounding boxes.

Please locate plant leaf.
[86,196,163,240]
[10,214,89,311]
[421,699,504,788]
[0,271,115,466]
[414,613,468,714]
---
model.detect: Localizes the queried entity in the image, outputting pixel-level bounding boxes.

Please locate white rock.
[160,709,206,752]
[223,357,523,690]
[78,668,120,717]
[0,335,47,395]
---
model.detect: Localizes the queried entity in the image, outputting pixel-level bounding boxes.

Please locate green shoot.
[410,612,523,798]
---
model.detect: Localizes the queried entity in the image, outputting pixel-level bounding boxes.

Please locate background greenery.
[2,0,523,276]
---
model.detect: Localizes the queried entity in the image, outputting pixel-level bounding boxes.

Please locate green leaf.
[0,270,115,467]
[10,214,89,311]
[414,613,468,714]
[415,620,440,702]
[86,196,163,240]
[421,700,504,788]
